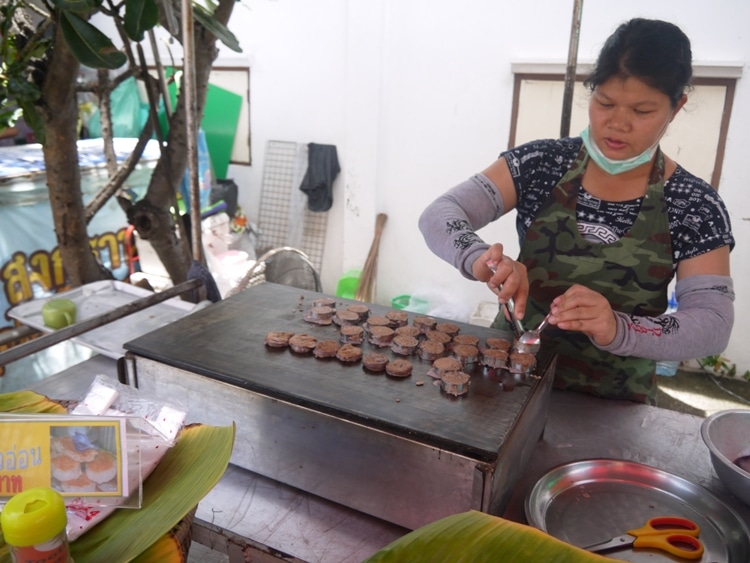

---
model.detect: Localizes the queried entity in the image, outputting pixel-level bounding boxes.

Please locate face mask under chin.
[580,126,660,175]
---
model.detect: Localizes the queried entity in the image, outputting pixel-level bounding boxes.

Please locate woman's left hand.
[549,284,618,346]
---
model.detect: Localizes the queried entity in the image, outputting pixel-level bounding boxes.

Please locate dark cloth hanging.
[299,143,340,212]
[188,260,222,303]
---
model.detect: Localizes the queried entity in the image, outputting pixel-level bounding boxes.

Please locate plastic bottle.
[0,487,73,563]
[655,292,680,377]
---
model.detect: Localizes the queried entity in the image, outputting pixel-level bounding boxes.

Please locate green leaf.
[0,390,65,412]
[50,0,102,15]
[124,0,159,42]
[365,510,618,563]
[70,423,235,562]
[130,532,184,562]
[193,2,242,53]
[17,99,45,145]
[59,10,127,69]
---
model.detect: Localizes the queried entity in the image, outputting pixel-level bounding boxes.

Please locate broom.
[355,213,388,302]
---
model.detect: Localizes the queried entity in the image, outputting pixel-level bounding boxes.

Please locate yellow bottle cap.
[0,487,67,547]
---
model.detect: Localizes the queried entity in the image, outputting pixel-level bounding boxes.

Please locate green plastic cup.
[41,298,77,329]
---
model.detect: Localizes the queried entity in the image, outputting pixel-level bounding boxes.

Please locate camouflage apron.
[493,146,673,404]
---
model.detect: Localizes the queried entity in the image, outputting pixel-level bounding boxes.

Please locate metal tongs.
[487,261,550,354]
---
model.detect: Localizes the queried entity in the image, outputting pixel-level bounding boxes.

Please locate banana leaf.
[0,391,235,563]
[130,499,195,562]
[131,532,184,562]
[0,390,67,413]
[365,510,618,563]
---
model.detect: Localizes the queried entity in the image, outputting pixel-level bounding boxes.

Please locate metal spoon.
[504,296,526,339]
[515,313,551,355]
[486,261,525,339]
[485,260,550,354]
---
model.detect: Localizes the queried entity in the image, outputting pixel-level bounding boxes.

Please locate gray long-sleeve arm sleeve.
[597,274,735,361]
[418,173,506,280]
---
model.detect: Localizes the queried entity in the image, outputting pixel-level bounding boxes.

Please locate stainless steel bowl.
[701,409,750,506]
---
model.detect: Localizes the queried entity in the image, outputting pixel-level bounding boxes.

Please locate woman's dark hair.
[584,18,692,107]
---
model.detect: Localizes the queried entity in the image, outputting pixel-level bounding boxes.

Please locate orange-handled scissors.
[584,516,704,560]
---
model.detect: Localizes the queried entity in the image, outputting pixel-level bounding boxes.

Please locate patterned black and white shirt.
[501,137,735,267]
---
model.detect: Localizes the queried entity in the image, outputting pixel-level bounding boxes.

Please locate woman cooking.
[419,18,735,404]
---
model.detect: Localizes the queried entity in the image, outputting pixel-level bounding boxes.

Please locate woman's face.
[588,76,685,161]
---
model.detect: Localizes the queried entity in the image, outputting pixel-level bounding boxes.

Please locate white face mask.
[580,126,660,175]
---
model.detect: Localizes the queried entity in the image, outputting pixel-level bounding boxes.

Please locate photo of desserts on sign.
[265,298,544,400]
[50,425,121,496]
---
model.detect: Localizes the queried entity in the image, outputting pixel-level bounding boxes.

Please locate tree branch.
[84,119,155,223]
[97,68,118,176]
[16,18,52,61]
[25,1,51,21]
[77,67,136,94]
[114,17,138,69]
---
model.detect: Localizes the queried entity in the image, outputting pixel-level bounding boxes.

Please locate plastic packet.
[61,376,187,540]
[72,375,187,446]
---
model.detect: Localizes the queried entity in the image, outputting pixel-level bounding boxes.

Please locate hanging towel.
[299,143,340,212]
[188,259,222,303]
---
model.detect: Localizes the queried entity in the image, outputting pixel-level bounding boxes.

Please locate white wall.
[157,0,750,370]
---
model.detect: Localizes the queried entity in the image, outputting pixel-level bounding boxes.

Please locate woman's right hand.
[473,243,529,320]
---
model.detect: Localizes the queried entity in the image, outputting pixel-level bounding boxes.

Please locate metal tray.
[525,459,750,562]
[8,280,195,359]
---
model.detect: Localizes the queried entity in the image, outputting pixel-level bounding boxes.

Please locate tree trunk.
[30,0,236,289]
[124,0,236,285]
[41,25,111,287]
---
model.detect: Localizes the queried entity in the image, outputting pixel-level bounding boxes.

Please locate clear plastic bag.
[72,375,186,446]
